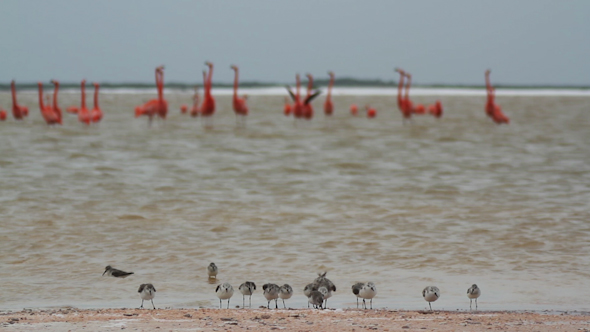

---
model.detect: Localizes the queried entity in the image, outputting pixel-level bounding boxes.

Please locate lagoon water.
[0,88,589,311]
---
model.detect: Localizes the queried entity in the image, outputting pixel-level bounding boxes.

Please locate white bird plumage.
[359,282,377,309]
[215,282,234,309]
[138,283,156,309]
[467,284,481,310]
[279,284,293,308]
[262,283,280,309]
[238,281,256,308]
[422,286,440,311]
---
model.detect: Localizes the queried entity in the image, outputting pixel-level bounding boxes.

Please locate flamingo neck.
[404,77,411,100]
[233,69,239,99]
[53,84,59,108]
[306,77,313,97]
[397,74,404,98]
[327,76,334,99]
[81,82,86,109]
[202,72,208,98]
[94,85,99,109]
[11,81,18,107]
[296,76,301,101]
[157,70,164,101]
[207,65,213,93]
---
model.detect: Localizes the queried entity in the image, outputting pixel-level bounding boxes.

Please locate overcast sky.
[1,0,589,85]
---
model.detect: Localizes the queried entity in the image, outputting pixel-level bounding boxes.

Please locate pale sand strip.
[1,308,589,331]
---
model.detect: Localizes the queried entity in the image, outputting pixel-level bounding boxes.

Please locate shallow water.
[0,89,589,311]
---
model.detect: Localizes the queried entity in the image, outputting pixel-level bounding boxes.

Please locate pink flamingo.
[135,66,162,126]
[90,82,103,123]
[37,82,60,125]
[230,64,249,126]
[394,68,412,122]
[0,108,7,121]
[427,100,443,118]
[11,80,29,120]
[200,62,216,126]
[286,74,320,122]
[77,80,91,125]
[323,71,335,116]
[155,66,168,120]
[485,70,509,124]
[404,72,425,115]
[365,105,377,118]
[350,104,359,116]
[303,73,315,120]
[290,74,303,119]
[49,80,63,124]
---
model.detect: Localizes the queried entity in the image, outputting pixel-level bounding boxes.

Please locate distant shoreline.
[1,79,589,91]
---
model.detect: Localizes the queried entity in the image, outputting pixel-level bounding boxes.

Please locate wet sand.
[2,308,589,331]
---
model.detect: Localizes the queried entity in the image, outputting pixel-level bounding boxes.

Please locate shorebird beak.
[102,269,108,276]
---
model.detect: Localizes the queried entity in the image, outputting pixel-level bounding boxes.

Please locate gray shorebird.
[359,282,377,309]
[422,286,440,311]
[312,272,336,308]
[102,265,134,278]
[215,282,234,309]
[262,283,280,309]
[238,281,256,308]
[308,290,324,309]
[208,262,218,279]
[351,282,364,308]
[138,283,156,309]
[279,284,293,308]
[467,284,481,310]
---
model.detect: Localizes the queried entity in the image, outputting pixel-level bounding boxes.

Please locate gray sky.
[1,0,589,85]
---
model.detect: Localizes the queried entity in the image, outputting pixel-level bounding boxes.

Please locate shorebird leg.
[219,299,222,309]
[139,300,144,309]
[151,299,156,310]
[475,298,478,310]
[274,299,278,309]
[227,299,230,309]
[243,295,245,308]
[429,302,432,311]
[470,299,472,310]
[370,298,373,310]
[267,300,271,309]
[249,295,252,308]
[362,299,366,309]
[356,297,359,309]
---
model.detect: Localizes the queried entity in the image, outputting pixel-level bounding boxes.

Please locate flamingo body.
[38,82,60,125]
[230,65,249,121]
[201,62,216,118]
[50,80,63,124]
[11,80,29,120]
[77,80,91,125]
[485,70,509,125]
[90,82,103,123]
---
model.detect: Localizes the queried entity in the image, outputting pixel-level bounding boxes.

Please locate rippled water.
[0,89,589,311]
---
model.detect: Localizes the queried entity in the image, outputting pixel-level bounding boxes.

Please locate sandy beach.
[2,308,589,331]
